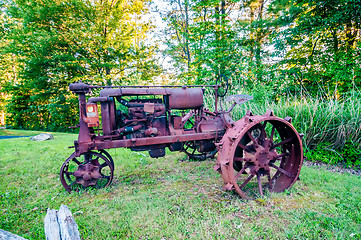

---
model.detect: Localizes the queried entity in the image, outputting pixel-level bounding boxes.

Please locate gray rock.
[30,133,54,141]
[0,229,28,240]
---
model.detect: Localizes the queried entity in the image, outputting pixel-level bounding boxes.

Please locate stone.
[0,229,28,240]
[30,133,54,141]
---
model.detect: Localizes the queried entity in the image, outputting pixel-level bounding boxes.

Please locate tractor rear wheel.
[215,111,303,199]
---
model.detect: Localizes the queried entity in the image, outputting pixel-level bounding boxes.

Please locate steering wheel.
[216,74,228,97]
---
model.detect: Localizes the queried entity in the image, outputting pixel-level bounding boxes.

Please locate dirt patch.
[304,160,361,176]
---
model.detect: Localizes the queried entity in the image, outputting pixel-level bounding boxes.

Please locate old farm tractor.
[60,77,303,199]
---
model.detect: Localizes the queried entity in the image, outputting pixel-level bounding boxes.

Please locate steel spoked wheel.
[60,151,114,193]
[216,112,303,199]
[216,74,229,97]
[182,141,217,161]
[98,149,114,169]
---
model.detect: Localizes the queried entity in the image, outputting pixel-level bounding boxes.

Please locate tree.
[1,0,160,130]
[161,0,293,92]
[161,0,245,84]
[277,0,361,96]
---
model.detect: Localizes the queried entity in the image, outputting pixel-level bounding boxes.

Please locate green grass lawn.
[1,129,360,239]
[0,129,43,136]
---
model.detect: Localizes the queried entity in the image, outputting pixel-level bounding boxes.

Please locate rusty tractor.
[60,76,303,199]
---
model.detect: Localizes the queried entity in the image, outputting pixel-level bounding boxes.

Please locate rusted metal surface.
[60,151,114,193]
[214,111,303,199]
[168,88,204,109]
[61,80,304,199]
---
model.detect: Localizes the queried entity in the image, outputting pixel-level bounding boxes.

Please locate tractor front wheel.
[60,151,114,193]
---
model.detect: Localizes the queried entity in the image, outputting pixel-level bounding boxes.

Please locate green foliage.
[275,0,361,96]
[205,86,361,167]
[1,0,160,131]
[340,141,361,167]
[305,143,343,165]
[305,140,361,168]
[160,0,361,101]
[1,0,361,142]
[162,0,286,86]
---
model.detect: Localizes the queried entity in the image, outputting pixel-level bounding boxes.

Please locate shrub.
[305,143,343,165]
[205,86,361,167]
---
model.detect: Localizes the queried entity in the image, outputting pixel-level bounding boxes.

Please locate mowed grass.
[0,129,43,136]
[1,130,361,239]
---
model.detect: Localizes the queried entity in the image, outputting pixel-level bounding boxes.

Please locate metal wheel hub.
[243,139,275,174]
[252,144,278,172]
[73,162,102,187]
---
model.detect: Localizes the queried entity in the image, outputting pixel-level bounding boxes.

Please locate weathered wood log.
[44,209,60,240]
[44,205,80,240]
[57,205,80,240]
[0,229,27,240]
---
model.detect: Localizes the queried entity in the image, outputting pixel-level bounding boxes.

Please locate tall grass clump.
[204,86,361,166]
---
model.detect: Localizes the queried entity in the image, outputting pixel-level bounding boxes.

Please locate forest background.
[0,0,361,166]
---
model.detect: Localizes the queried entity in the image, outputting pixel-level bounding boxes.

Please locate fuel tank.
[168,88,203,109]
